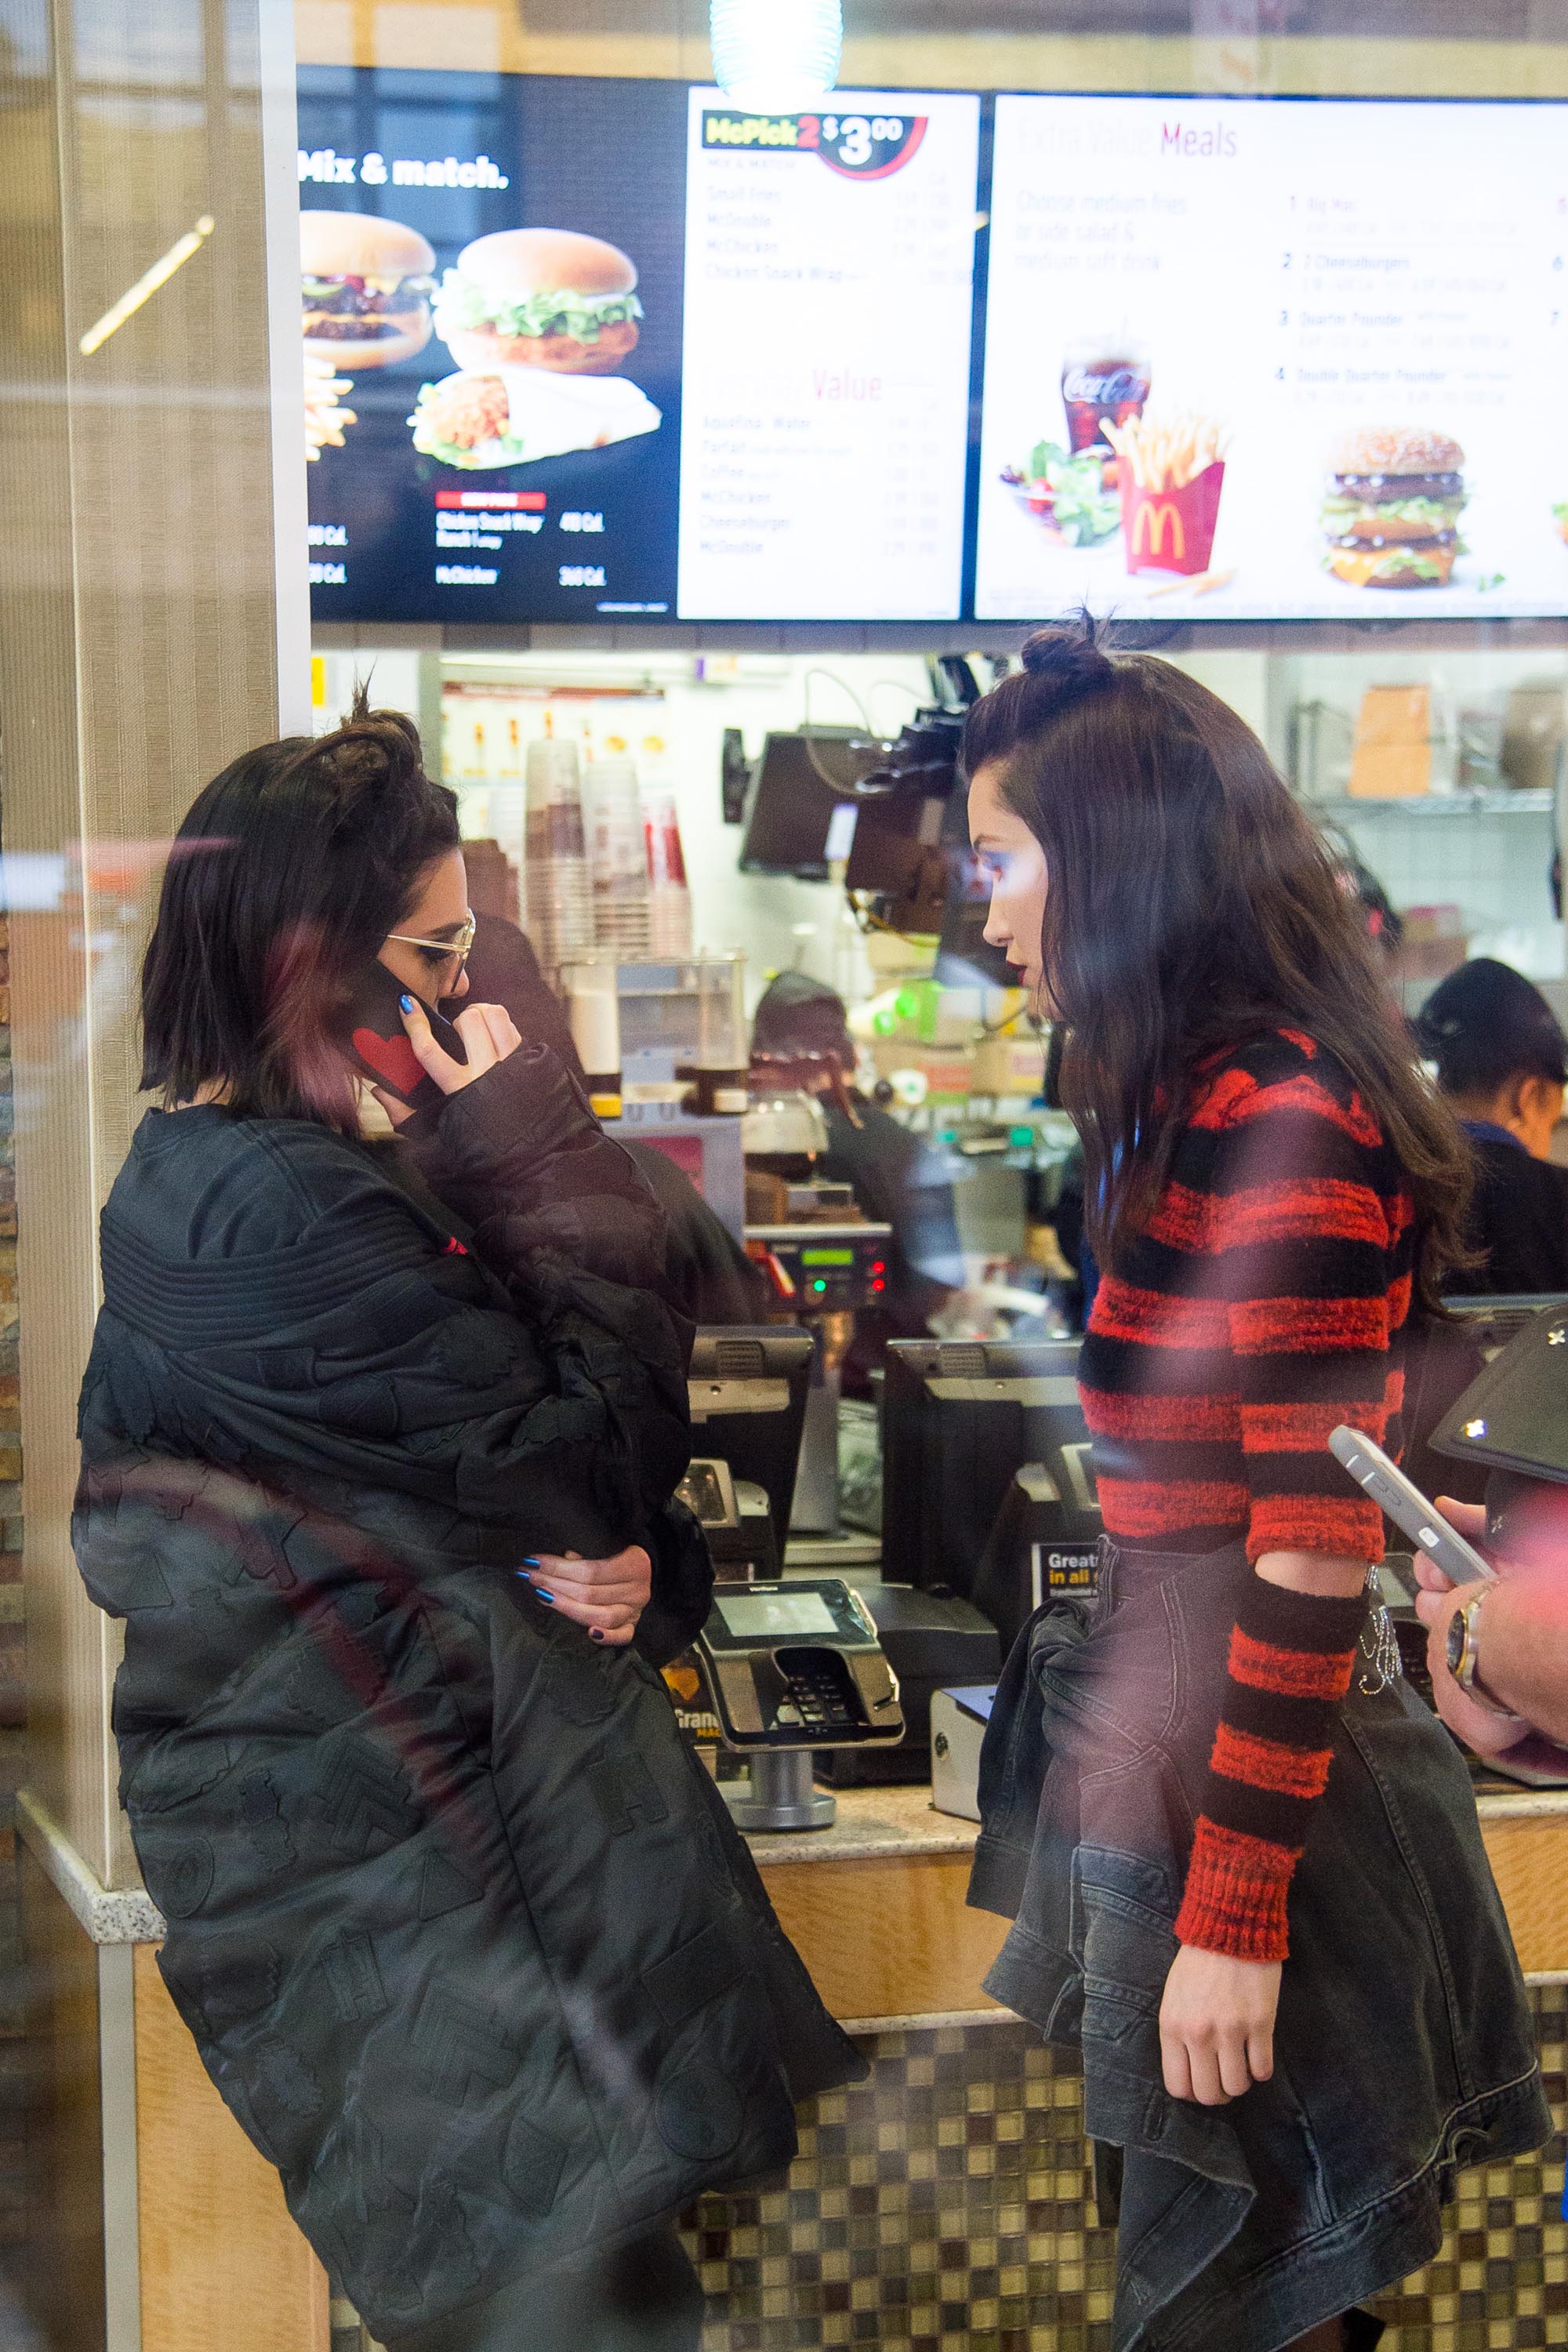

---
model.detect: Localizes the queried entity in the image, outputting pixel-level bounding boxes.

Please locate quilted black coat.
[73,1047,860,2344]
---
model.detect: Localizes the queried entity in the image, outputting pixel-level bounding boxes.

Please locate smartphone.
[1328,1426,1496,1584]
[340,959,466,1112]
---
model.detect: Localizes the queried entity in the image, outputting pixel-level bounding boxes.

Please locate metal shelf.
[1307,789,1555,818]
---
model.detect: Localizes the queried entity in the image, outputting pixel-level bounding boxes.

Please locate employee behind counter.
[1417,955,1568,1296]
[750,971,965,1386]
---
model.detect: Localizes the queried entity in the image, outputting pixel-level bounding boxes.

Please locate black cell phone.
[340,960,466,1112]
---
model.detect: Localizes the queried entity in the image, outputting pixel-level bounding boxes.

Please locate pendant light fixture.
[710,0,843,112]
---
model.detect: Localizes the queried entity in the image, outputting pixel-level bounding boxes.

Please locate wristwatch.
[1444,1592,1523,1723]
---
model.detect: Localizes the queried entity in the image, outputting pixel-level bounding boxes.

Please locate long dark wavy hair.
[962,621,1471,1312]
[141,691,459,1133]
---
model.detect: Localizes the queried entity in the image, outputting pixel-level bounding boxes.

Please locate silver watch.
[1444,1592,1521,1722]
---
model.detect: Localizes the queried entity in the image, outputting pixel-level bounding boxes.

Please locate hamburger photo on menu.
[433,229,643,374]
[300,212,436,370]
[412,227,660,472]
[1320,427,1468,589]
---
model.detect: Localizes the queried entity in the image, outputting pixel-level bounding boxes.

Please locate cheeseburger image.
[434,229,642,376]
[1321,427,1467,589]
[300,212,436,370]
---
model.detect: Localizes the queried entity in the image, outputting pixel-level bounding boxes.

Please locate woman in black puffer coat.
[73,700,859,2352]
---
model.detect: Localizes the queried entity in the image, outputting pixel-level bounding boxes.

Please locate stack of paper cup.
[643,789,694,959]
[524,736,593,979]
[488,715,526,876]
[582,755,652,960]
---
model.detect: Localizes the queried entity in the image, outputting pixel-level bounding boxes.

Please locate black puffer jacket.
[73,1048,859,2344]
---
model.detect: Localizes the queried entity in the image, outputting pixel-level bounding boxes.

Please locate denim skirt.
[969,1538,1551,2352]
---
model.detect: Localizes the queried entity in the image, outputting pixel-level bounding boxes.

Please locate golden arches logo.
[1132,500,1185,562]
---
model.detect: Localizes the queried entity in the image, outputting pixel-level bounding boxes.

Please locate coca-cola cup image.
[1059,339,1151,455]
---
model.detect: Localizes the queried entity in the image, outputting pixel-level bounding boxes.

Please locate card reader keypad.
[775,1664,858,1733]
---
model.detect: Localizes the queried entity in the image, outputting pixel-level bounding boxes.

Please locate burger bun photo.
[300,212,437,372]
[1320,426,1467,590]
[434,229,643,376]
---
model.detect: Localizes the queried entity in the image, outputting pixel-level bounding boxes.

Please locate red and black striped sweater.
[1078,1029,1415,1960]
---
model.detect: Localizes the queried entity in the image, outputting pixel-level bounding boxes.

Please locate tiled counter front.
[679,1783,1568,2352]
[22,1783,1568,2352]
[679,1998,1568,2352]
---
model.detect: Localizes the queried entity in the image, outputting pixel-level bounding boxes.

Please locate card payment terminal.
[695,1578,904,1830]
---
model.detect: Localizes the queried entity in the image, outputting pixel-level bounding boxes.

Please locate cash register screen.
[716,1592,838,1639]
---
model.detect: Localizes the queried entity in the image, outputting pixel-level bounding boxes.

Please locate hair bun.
[962,612,1123,779]
[313,691,431,838]
[1019,619,1116,688]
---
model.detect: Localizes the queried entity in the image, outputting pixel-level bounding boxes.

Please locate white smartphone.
[1328,1426,1496,1584]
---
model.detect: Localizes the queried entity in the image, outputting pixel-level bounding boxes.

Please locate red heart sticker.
[351,1026,426,1097]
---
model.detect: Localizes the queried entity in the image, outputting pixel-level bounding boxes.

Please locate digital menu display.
[297,71,689,624]
[298,75,1568,629]
[676,89,981,620]
[975,95,1568,622]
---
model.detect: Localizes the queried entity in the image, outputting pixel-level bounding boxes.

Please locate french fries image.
[303,348,358,459]
[1104,408,1231,578]
[1101,408,1229,492]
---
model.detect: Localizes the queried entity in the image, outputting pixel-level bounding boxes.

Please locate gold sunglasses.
[386,910,477,968]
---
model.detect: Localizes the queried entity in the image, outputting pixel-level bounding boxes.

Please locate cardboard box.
[1349,685,1432,800]
[1501,685,1567,795]
[1396,903,1468,983]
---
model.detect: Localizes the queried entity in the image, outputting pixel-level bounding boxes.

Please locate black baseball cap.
[751,971,853,1067]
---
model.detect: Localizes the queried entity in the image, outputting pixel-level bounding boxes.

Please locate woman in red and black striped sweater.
[964,626,1547,2352]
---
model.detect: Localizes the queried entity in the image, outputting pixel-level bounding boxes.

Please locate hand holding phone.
[342,960,468,1113]
[1328,1426,1497,1585]
[342,959,524,1117]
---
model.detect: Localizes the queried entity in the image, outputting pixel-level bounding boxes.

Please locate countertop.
[16,1778,982,1945]
[20,1773,1564,1947]
[742,1780,980,1865]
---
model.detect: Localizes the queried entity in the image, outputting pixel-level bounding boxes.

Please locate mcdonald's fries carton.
[1120,459,1225,576]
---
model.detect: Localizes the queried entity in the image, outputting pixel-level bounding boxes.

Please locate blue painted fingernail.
[515,1568,532,1581]
[590,1628,605,1642]
[520,1556,540,1566]
[400,993,415,1012]
[534,1587,555,1604]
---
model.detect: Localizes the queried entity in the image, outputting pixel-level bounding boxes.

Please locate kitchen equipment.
[561,959,622,1118]
[745,1219,892,1537]
[618,956,750,1111]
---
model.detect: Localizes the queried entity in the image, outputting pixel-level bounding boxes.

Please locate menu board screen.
[675,89,981,619]
[297,71,688,624]
[299,76,1568,630]
[975,95,1568,622]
